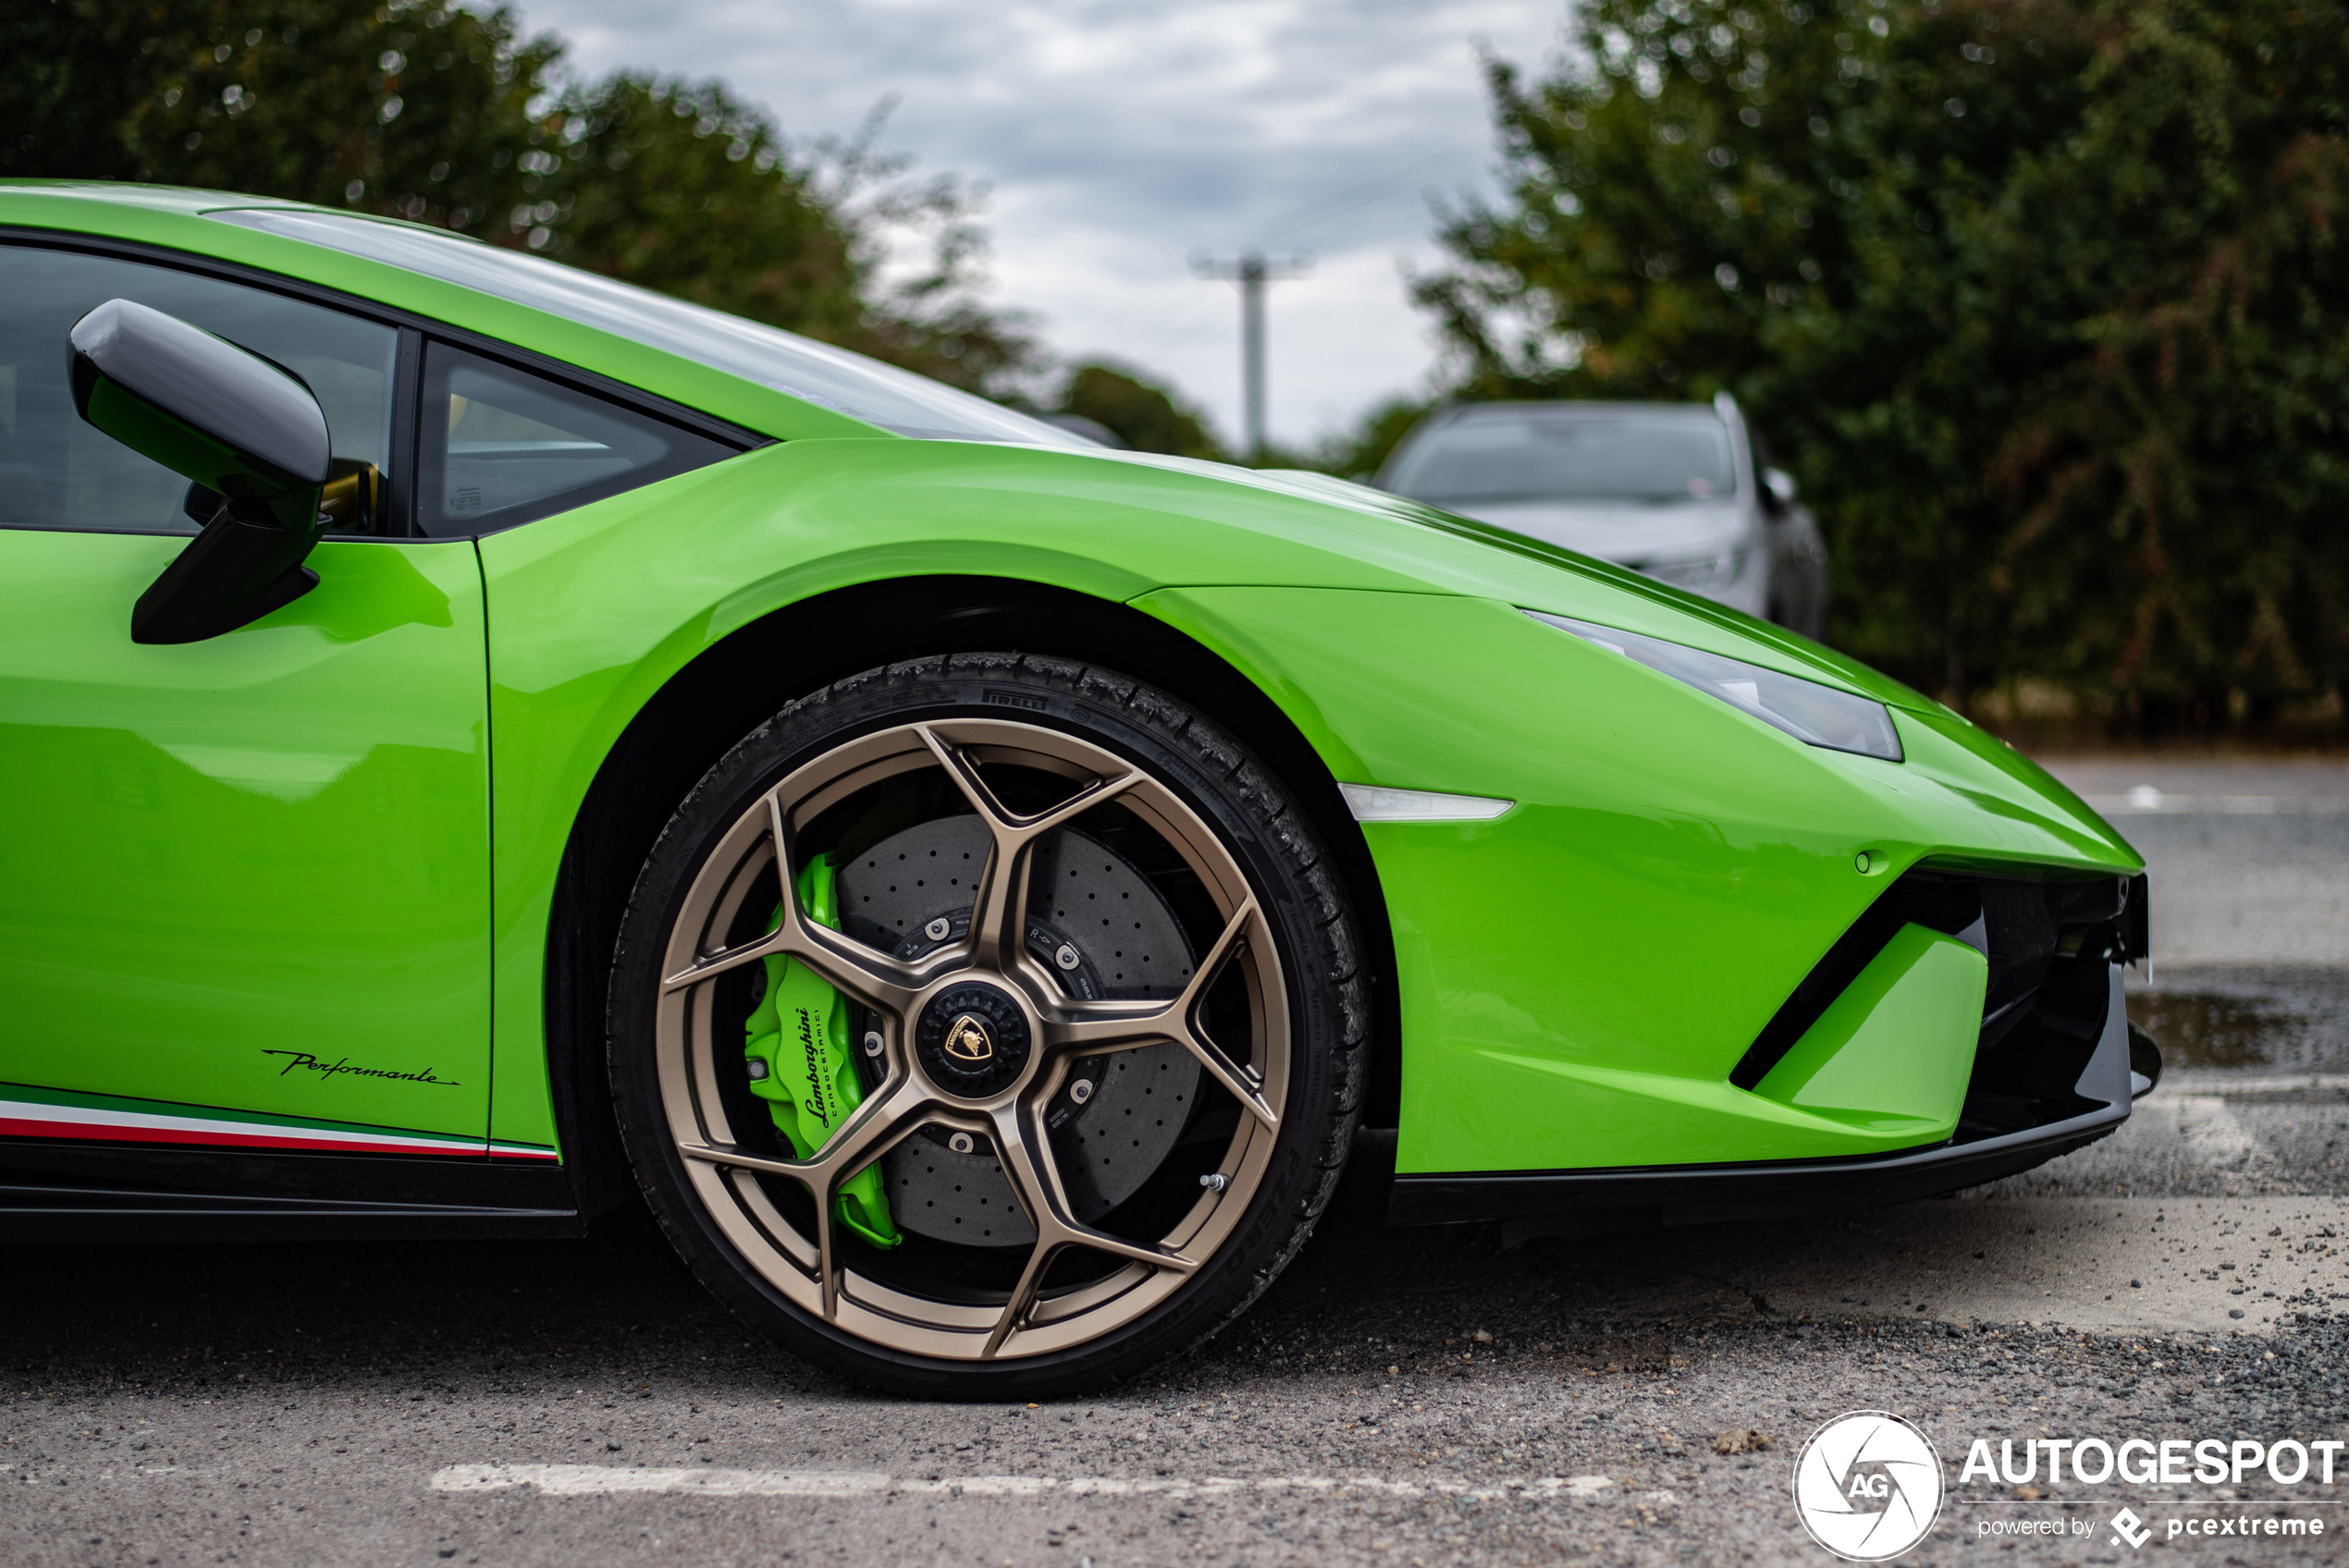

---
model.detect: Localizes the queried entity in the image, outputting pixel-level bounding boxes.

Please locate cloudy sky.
[515,0,1569,450]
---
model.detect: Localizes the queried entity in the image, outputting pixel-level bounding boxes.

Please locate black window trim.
[389,325,423,538]
[0,227,772,542]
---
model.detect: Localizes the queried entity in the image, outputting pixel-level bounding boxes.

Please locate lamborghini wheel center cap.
[915,981,1030,1097]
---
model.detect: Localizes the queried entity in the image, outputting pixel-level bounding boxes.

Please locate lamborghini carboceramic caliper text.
[743,857,903,1248]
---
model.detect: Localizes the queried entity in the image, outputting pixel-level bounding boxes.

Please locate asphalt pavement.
[6,754,2348,1568]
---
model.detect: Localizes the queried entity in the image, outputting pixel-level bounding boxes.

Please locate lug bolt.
[1054,943,1081,971]
[925,916,952,942]
[862,1031,884,1058]
[947,1132,976,1155]
[1069,1080,1094,1106]
[1199,1172,1229,1192]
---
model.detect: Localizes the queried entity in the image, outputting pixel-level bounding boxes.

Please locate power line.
[1249,147,1459,251]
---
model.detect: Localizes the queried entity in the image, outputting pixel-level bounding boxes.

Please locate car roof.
[1444,399,1724,421]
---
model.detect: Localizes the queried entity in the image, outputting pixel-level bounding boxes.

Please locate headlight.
[1638,546,1749,592]
[1528,610,1903,762]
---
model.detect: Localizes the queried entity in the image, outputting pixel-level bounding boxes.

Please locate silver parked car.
[1374,394,1829,640]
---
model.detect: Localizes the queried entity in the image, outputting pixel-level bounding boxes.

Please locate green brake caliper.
[743,855,903,1249]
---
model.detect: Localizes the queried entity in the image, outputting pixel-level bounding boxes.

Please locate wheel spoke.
[986,1098,1079,1225]
[977,1098,1198,1358]
[659,928,789,995]
[915,724,1147,839]
[1040,898,1277,1128]
[1166,900,1280,1128]
[981,1240,1057,1360]
[1039,995,1182,1054]
[915,724,1144,971]
[683,1076,936,1321]
[797,1075,935,1189]
[773,921,928,1017]
[816,1076,939,1317]
[962,830,1032,975]
[1039,896,1250,1049]
[664,791,925,1014]
[997,1121,1201,1277]
[676,1140,802,1177]
[1171,1024,1277,1131]
[1184,897,1255,1001]
[808,1173,839,1322]
[1009,762,1148,837]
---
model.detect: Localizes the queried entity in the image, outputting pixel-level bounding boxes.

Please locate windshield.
[209,209,1085,447]
[1385,411,1736,506]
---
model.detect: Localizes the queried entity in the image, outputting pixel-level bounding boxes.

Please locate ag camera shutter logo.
[1792,1411,1945,1561]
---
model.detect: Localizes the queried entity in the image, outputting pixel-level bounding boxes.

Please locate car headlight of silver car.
[1637,545,1750,592]
[1529,610,1904,762]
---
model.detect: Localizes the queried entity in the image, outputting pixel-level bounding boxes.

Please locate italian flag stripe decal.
[0,1083,559,1161]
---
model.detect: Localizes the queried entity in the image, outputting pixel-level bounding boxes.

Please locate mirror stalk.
[130,504,326,645]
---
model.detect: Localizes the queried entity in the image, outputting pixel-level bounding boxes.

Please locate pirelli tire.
[606,651,1370,1397]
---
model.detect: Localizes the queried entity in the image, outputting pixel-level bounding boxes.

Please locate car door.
[0,239,505,1160]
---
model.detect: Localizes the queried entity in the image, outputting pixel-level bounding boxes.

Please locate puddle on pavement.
[2126,991,2304,1068]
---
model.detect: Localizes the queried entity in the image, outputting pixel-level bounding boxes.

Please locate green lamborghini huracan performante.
[0,184,2156,1396]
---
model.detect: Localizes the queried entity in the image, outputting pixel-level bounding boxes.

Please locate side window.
[0,244,400,535]
[417,343,736,536]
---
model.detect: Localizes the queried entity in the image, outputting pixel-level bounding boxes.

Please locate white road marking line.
[2082,793,2349,815]
[2159,1096,2260,1163]
[2160,1073,2349,1096]
[428,1464,1637,1501]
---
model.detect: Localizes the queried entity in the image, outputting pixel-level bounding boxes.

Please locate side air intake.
[1729,866,2147,1142]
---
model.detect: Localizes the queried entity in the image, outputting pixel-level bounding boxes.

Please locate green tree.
[1419,0,2349,730]
[1056,362,1224,459]
[6,3,562,242]
[0,0,1032,395]
[523,79,1030,391]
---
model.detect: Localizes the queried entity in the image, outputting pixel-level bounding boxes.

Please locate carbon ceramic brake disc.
[834,815,1200,1246]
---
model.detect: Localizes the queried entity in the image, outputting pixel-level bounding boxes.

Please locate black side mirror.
[69,299,332,643]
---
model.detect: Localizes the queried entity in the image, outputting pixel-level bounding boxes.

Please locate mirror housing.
[1762,466,1799,512]
[69,299,334,644]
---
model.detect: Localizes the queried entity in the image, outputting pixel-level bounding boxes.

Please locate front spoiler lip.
[1386,1093,2127,1228]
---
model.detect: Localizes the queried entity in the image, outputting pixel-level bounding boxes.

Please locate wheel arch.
[542,574,1401,1220]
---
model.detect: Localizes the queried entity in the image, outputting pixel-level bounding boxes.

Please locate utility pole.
[1192,250,1310,461]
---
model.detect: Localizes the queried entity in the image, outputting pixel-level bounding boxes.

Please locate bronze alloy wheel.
[608,654,1366,1396]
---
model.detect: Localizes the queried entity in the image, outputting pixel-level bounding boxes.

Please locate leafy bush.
[1417,0,2349,731]
[1057,362,1225,459]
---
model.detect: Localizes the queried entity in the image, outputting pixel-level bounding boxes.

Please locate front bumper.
[1391,958,2139,1229]
[1392,865,2153,1230]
